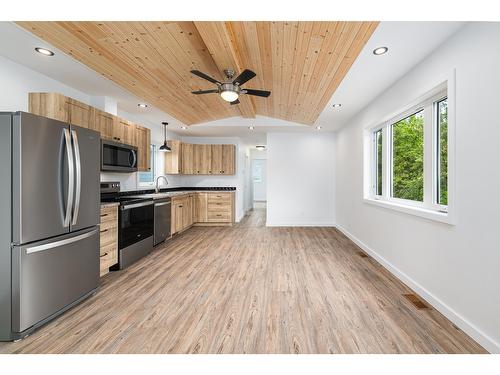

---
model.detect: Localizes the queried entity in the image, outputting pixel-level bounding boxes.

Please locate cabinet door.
[122,121,136,145]
[28,92,69,123]
[68,99,92,129]
[92,109,114,140]
[175,203,184,233]
[135,125,151,171]
[195,192,208,223]
[194,144,211,174]
[181,143,194,174]
[165,140,182,174]
[112,118,135,144]
[222,144,236,175]
[211,144,223,175]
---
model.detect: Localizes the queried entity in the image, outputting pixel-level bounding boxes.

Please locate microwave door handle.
[131,149,137,168]
[70,129,81,226]
[63,129,74,227]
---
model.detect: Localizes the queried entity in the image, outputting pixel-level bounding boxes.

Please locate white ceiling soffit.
[315,21,466,131]
[0,21,465,138]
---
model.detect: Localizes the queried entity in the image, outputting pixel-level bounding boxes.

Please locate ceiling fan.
[190,69,271,105]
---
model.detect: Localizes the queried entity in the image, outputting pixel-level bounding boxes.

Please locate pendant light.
[159,122,171,152]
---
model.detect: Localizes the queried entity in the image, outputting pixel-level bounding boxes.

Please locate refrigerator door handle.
[71,129,82,226]
[63,128,74,227]
[25,229,98,254]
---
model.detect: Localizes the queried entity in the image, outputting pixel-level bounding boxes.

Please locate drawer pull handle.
[100,213,108,217]
[100,229,108,233]
[217,214,222,217]
[100,252,108,258]
[179,205,183,208]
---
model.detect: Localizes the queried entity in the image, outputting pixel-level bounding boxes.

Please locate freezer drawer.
[11,228,99,333]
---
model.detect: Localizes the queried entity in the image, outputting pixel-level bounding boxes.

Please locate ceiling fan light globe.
[221,90,239,102]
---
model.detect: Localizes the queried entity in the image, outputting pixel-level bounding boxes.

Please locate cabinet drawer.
[208,193,232,204]
[100,225,117,248]
[100,206,117,224]
[207,211,231,222]
[99,245,118,275]
[207,202,231,213]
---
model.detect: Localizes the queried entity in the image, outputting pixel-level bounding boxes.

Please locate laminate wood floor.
[0,205,486,354]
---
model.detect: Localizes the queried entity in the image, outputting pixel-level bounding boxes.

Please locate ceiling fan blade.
[191,89,219,95]
[230,99,240,105]
[233,69,256,86]
[243,89,271,98]
[190,70,221,85]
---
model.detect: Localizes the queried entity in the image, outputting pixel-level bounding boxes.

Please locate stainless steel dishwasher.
[154,197,171,246]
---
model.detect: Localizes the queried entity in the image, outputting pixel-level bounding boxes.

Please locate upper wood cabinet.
[91,108,114,139]
[67,99,92,129]
[165,140,182,174]
[181,143,195,175]
[28,92,151,173]
[165,141,235,175]
[193,144,212,174]
[113,117,135,145]
[221,145,236,175]
[211,144,223,175]
[29,92,92,128]
[135,125,151,172]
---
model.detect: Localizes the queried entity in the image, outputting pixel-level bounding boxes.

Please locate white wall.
[267,132,335,226]
[180,136,247,222]
[334,22,500,353]
[0,54,90,110]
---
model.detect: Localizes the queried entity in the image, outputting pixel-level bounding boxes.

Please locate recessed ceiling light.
[35,47,54,56]
[332,103,342,108]
[248,126,254,130]
[256,145,266,150]
[137,103,148,108]
[181,126,188,130]
[316,126,322,130]
[373,46,388,56]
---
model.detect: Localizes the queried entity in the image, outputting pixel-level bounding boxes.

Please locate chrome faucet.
[155,175,169,193]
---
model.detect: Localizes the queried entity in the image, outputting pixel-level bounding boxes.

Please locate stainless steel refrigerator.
[0,112,100,341]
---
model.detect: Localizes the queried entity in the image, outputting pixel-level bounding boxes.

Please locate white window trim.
[137,144,157,187]
[363,70,456,225]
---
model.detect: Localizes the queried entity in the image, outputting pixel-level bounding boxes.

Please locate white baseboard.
[266,222,336,227]
[336,224,500,354]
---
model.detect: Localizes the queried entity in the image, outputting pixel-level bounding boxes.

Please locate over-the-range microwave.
[101,139,138,172]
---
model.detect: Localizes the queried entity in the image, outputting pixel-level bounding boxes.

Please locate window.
[138,145,156,186]
[374,128,383,196]
[391,110,424,202]
[365,84,452,223]
[436,98,448,206]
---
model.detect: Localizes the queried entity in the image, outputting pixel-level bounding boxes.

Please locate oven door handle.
[121,201,154,210]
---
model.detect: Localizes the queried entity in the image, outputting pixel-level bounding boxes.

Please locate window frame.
[363,78,455,225]
[137,144,157,187]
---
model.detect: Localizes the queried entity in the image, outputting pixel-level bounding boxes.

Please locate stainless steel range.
[100,182,154,269]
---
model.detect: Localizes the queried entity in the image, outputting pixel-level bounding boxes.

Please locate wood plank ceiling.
[17,21,378,125]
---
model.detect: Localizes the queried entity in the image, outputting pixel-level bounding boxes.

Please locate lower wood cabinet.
[99,205,118,276]
[171,194,194,234]
[171,192,234,235]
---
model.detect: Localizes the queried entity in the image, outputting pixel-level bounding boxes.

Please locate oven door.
[119,201,154,249]
[101,140,137,172]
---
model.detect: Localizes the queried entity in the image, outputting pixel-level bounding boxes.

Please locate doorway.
[251,158,267,208]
